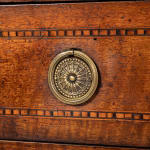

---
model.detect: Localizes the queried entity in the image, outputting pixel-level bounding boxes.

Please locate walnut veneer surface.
[0,140,148,150]
[0,0,85,2]
[0,1,150,148]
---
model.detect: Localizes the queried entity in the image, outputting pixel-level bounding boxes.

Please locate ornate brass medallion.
[48,49,98,105]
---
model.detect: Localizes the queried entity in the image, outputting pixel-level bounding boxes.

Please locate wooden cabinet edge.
[0,140,146,150]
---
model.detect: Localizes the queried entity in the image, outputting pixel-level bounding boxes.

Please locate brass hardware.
[48,49,98,105]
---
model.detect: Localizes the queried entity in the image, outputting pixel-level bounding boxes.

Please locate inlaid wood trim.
[0,107,150,121]
[0,28,150,38]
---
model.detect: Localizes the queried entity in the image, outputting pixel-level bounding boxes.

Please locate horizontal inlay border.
[0,107,150,121]
[0,28,150,38]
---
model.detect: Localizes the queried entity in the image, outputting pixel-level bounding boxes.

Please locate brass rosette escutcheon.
[48,49,98,105]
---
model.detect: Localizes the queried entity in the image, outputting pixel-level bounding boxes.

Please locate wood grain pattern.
[0,140,145,150]
[0,1,150,148]
[0,0,88,2]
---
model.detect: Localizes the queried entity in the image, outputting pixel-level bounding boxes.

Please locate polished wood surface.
[0,1,150,148]
[0,140,146,150]
[0,0,84,2]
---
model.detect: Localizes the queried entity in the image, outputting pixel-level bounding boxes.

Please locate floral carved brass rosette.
[48,49,98,105]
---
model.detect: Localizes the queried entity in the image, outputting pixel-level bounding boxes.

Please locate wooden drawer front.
[0,2,150,147]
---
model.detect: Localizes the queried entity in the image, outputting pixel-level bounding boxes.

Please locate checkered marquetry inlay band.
[0,28,150,38]
[0,108,150,121]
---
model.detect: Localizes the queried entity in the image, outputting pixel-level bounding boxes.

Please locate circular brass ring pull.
[48,49,98,105]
